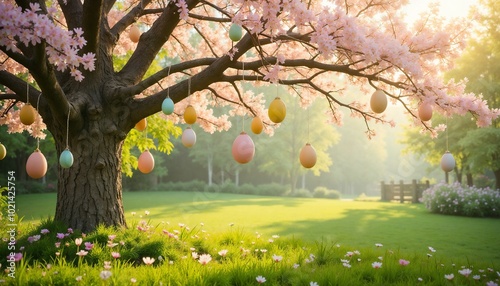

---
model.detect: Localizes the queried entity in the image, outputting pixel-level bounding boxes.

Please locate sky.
[405,0,477,20]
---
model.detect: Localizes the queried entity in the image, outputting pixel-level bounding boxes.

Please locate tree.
[1,0,498,232]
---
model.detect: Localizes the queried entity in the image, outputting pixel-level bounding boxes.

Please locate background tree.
[402,0,500,189]
[1,0,498,232]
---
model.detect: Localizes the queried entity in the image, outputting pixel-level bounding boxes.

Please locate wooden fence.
[380,180,430,203]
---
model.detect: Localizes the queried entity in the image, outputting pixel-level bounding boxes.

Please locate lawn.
[16,191,500,263]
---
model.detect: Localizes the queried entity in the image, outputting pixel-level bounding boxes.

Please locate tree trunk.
[54,131,126,232]
[466,173,473,187]
[207,156,213,186]
[494,169,500,190]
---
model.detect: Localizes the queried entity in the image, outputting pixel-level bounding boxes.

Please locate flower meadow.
[1,217,499,285]
[422,182,500,217]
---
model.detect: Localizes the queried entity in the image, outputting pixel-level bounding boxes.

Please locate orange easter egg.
[26,149,48,179]
[138,150,155,174]
[299,143,317,168]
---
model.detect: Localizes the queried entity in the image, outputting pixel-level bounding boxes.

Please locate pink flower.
[256,276,266,283]
[458,268,472,277]
[272,254,283,262]
[108,235,116,241]
[486,281,498,286]
[75,238,82,246]
[100,270,112,280]
[444,274,454,280]
[399,259,410,266]
[56,233,65,239]
[84,242,94,250]
[40,229,50,234]
[111,252,121,259]
[198,254,212,265]
[76,250,88,257]
[142,257,155,265]
[218,249,228,257]
[372,262,382,269]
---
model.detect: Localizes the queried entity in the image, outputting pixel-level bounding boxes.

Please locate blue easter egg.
[59,149,74,169]
[162,97,174,115]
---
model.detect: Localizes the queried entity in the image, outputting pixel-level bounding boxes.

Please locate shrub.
[422,182,500,217]
[313,187,341,200]
[256,183,288,196]
[288,188,312,198]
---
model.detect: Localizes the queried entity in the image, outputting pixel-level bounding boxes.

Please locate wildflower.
[169,260,174,265]
[55,242,61,248]
[272,235,280,239]
[131,212,136,216]
[99,270,112,280]
[268,239,274,243]
[473,275,481,280]
[55,252,60,256]
[486,281,498,286]
[272,254,283,262]
[399,259,410,266]
[107,242,118,248]
[9,252,23,262]
[104,261,112,270]
[418,277,423,282]
[158,256,164,262]
[75,276,82,282]
[67,228,74,234]
[310,282,319,286]
[28,235,41,243]
[293,263,300,269]
[76,250,88,257]
[372,262,382,269]
[198,254,212,265]
[144,210,150,215]
[84,242,94,250]
[75,238,82,246]
[345,251,353,257]
[458,268,472,277]
[192,252,199,259]
[444,274,454,280]
[41,229,50,234]
[378,256,383,261]
[260,249,268,253]
[108,235,116,241]
[112,252,120,259]
[56,233,65,239]
[428,246,436,252]
[256,276,266,283]
[375,243,383,247]
[131,278,137,283]
[143,257,155,265]
[343,262,351,268]
[218,249,228,257]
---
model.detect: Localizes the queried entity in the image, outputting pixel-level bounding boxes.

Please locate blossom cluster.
[0,2,95,81]
[422,182,500,217]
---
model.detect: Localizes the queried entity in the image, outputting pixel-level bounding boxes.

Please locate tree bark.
[54,133,126,232]
[494,169,500,191]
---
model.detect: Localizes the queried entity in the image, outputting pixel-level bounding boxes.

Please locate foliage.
[1,218,499,285]
[313,186,341,199]
[422,182,500,217]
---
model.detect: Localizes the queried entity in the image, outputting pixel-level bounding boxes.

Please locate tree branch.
[57,0,83,30]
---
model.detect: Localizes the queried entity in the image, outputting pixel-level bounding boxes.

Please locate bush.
[313,187,341,200]
[288,188,312,198]
[422,182,500,217]
[256,183,288,196]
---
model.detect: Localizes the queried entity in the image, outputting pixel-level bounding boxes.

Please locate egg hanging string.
[35,92,42,150]
[242,61,245,132]
[167,65,171,99]
[65,104,71,149]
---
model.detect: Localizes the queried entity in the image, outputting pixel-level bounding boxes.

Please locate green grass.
[16,191,500,263]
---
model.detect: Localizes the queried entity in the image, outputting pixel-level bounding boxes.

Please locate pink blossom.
[76,250,88,257]
[272,254,283,262]
[84,242,94,250]
[198,254,212,265]
[372,262,382,269]
[256,276,266,284]
[399,259,410,266]
[111,252,121,259]
[218,249,228,257]
[142,257,155,265]
[444,274,454,280]
[458,268,472,277]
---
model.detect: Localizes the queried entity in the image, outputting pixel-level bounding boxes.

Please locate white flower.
[100,270,112,280]
[256,275,266,283]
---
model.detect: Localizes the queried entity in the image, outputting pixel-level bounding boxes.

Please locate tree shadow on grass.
[256,203,500,263]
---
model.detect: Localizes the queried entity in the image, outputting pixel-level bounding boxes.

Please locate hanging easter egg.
[232,132,255,164]
[229,23,243,42]
[182,127,197,147]
[440,151,456,172]
[418,102,433,121]
[135,118,147,131]
[20,103,37,125]
[59,149,74,169]
[250,117,263,134]
[268,97,286,123]
[26,149,48,179]
[129,25,141,43]
[138,150,155,174]
[299,143,317,169]
[370,89,387,114]
[0,143,6,160]
[184,105,197,124]
[162,97,175,115]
